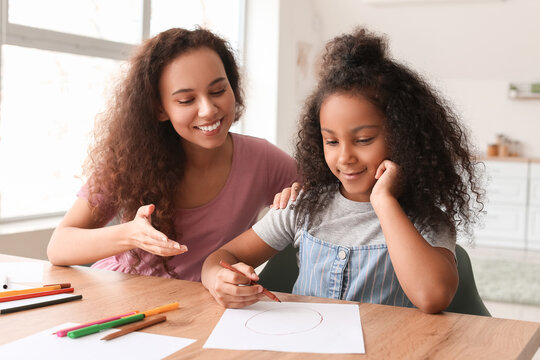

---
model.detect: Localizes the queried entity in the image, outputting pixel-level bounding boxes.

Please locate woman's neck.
[176,133,234,209]
[181,133,233,172]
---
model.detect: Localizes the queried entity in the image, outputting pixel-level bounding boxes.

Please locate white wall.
[275,0,325,154]
[243,0,326,154]
[249,0,540,157]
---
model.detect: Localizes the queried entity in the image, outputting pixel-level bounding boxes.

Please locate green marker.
[67,313,145,339]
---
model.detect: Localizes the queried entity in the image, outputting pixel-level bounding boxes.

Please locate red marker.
[0,287,74,303]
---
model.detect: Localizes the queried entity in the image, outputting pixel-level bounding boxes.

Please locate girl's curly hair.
[294,28,484,237]
[84,28,244,275]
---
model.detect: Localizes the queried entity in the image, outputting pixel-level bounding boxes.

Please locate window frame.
[0,0,246,225]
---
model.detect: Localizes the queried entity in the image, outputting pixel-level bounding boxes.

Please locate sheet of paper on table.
[204,301,365,354]
[0,322,196,360]
[0,262,44,283]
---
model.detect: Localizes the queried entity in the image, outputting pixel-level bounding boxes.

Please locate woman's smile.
[195,119,222,135]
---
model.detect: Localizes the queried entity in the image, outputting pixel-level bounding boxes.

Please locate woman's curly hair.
[294,28,484,237]
[84,28,244,274]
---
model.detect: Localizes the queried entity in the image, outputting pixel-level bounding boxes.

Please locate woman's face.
[158,47,236,150]
[320,93,389,202]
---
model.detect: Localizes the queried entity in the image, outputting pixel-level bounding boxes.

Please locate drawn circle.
[245,307,323,335]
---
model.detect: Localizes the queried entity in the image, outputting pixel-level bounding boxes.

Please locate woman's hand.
[209,262,265,308]
[126,204,188,256]
[271,182,302,209]
[370,160,403,206]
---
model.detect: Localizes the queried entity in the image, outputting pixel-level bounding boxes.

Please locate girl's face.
[158,47,236,150]
[320,93,389,202]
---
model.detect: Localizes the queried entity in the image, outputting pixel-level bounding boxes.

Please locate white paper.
[0,262,44,283]
[0,322,196,360]
[204,301,365,354]
[0,283,29,293]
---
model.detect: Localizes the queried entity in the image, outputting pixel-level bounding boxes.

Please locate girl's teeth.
[198,120,221,132]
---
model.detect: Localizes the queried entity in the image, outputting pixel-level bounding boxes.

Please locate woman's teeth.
[197,120,221,132]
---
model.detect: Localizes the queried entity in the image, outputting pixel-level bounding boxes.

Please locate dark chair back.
[446,244,491,316]
[258,243,491,316]
[258,244,298,293]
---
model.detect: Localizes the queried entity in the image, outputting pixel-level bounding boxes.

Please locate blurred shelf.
[509,82,540,99]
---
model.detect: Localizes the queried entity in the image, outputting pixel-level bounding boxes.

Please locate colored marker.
[0,294,82,314]
[67,314,145,339]
[54,311,138,337]
[43,283,71,289]
[141,302,179,317]
[101,316,167,341]
[0,285,62,298]
[0,287,74,303]
[219,260,281,303]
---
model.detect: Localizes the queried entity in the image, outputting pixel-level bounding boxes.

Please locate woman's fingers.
[130,204,188,256]
[278,188,292,209]
[271,182,302,209]
[135,204,155,219]
[138,239,187,256]
[134,229,188,256]
[289,182,301,201]
[271,191,286,209]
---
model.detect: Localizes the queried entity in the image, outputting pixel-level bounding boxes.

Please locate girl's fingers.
[219,296,264,309]
[375,162,388,179]
[214,284,265,308]
[220,282,264,297]
[230,263,259,282]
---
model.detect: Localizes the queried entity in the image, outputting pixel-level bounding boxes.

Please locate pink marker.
[54,311,138,337]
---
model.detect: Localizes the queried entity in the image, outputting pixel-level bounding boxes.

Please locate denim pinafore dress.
[292,229,413,308]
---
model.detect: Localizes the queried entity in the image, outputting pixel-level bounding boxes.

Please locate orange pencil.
[219,260,281,303]
[0,285,62,298]
[0,287,74,303]
[141,302,179,317]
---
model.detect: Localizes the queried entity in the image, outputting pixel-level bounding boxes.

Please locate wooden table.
[1,254,539,359]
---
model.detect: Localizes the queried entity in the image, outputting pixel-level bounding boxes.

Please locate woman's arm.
[47,198,186,266]
[201,229,279,308]
[371,161,458,314]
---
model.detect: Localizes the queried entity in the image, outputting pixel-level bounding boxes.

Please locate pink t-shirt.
[84,133,298,281]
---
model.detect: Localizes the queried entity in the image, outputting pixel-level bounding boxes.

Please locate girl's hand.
[271,182,302,209]
[210,262,265,308]
[127,204,188,256]
[370,160,403,205]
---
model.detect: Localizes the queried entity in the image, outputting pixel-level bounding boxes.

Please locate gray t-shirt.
[252,189,456,257]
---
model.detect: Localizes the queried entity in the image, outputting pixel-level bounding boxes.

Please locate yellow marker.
[0,285,61,298]
[141,302,179,317]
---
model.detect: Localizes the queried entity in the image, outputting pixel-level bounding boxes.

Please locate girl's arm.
[371,161,458,314]
[47,197,186,266]
[201,229,279,308]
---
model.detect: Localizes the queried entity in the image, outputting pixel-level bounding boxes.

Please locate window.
[0,0,245,221]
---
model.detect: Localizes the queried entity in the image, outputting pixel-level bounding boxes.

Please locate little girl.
[201,28,483,313]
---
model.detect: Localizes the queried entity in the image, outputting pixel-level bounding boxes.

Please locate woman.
[47,28,298,281]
